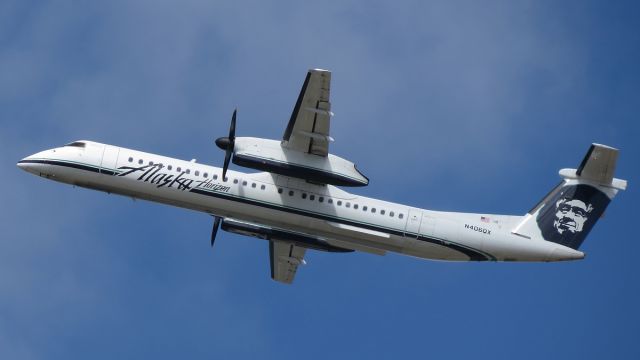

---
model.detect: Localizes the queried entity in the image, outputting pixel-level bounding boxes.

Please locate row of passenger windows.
[277,188,403,219]
[129,157,214,178]
[128,156,403,219]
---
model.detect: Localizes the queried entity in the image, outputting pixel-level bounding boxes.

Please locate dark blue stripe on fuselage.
[25,159,495,261]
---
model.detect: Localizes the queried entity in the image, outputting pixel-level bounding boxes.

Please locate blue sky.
[1,1,639,358]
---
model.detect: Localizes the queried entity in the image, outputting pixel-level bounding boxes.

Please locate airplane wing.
[269,240,307,284]
[281,69,333,157]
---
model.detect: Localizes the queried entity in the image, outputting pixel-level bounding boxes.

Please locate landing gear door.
[404,209,423,238]
[100,145,120,175]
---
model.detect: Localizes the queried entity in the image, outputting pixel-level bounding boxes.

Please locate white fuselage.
[18,141,585,262]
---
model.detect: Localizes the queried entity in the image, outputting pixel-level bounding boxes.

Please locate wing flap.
[282,69,332,157]
[269,241,306,284]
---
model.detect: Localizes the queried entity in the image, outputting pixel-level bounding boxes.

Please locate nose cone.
[17,149,53,176]
[17,157,38,175]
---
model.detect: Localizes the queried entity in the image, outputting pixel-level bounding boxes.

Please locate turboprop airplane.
[17,69,628,284]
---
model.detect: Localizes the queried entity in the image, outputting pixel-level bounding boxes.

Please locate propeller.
[215,108,237,180]
[210,215,221,247]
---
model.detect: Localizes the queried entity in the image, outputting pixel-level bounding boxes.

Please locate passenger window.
[354,204,359,209]
[233,179,238,184]
[328,199,333,204]
[381,210,386,215]
[204,172,208,178]
[302,193,307,199]
[261,185,266,190]
[278,188,283,194]
[149,161,154,165]
[195,170,199,176]
[138,159,143,165]
[251,183,256,188]
[363,206,368,211]
[242,181,247,186]
[289,190,294,196]
[213,174,218,180]
[346,202,351,208]
[319,197,324,203]
[337,201,342,206]
[168,165,172,170]
[309,195,315,201]
[128,157,133,163]
[371,208,376,213]
[186,169,190,174]
[177,167,182,172]
[223,177,228,182]
[390,211,394,217]
[399,213,404,219]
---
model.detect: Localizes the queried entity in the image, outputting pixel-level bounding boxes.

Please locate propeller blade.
[221,108,237,180]
[222,148,231,180]
[230,108,236,140]
[215,109,237,180]
[211,216,221,247]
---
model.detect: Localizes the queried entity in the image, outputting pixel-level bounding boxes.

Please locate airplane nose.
[17,158,34,173]
[17,152,46,175]
[18,147,61,177]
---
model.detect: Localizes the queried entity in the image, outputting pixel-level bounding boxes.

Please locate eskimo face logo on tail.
[553,198,593,235]
[536,184,610,249]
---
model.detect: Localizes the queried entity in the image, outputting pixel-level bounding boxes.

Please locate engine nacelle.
[232,137,368,187]
[220,218,354,253]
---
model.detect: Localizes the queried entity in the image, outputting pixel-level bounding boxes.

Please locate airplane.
[17,69,628,284]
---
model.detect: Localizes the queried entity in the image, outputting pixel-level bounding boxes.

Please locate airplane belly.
[402,239,470,261]
[230,208,404,254]
[74,173,467,259]
[76,170,382,253]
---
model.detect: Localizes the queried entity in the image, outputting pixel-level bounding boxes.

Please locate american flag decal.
[481,216,490,223]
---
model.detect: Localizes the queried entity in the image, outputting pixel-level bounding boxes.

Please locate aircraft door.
[100,145,120,175]
[404,209,423,238]
[419,214,435,237]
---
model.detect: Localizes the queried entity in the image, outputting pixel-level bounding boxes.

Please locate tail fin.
[513,144,627,250]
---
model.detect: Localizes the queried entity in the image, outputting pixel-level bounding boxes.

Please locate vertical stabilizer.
[512,144,627,250]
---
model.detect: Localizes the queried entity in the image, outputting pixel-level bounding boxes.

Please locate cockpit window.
[64,141,86,148]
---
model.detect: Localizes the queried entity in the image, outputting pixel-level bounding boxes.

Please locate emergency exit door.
[404,209,423,238]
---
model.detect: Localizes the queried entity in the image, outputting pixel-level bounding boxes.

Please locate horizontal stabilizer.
[574,144,622,185]
[558,143,627,190]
